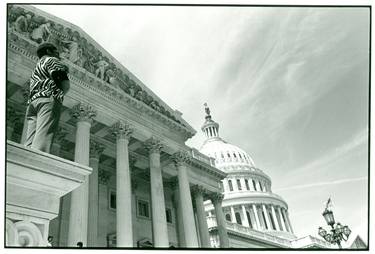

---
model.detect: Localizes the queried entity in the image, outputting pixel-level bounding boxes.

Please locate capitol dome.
[200,104,296,243]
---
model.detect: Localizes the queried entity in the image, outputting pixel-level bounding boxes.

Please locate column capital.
[70,103,97,123]
[98,169,111,185]
[90,140,105,159]
[171,151,191,166]
[209,192,224,205]
[111,121,133,140]
[144,137,163,153]
[191,185,206,197]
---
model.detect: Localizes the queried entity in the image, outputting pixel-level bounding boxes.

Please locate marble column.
[271,205,280,231]
[210,193,229,248]
[191,185,210,248]
[87,140,104,247]
[172,178,185,247]
[252,204,261,230]
[285,210,294,234]
[249,178,255,191]
[130,156,137,245]
[262,204,271,230]
[241,205,250,227]
[172,151,198,247]
[111,121,133,247]
[240,178,246,191]
[230,206,237,224]
[68,103,96,247]
[145,138,169,247]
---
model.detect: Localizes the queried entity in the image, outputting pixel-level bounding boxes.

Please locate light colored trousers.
[24,96,62,153]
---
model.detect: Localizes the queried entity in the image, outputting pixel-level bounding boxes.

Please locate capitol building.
[5,4,332,249]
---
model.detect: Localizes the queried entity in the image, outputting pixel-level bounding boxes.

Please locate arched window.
[245,179,250,190]
[237,179,242,190]
[235,212,242,225]
[228,180,233,191]
[252,180,257,191]
[259,182,264,192]
[246,211,253,229]
[225,214,231,221]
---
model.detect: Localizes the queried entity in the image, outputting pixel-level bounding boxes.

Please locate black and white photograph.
[3,0,371,252]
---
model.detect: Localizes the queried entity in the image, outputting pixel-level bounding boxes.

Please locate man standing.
[25,43,70,153]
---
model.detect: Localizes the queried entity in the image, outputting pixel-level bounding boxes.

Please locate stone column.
[285,210,294,234]
[240,178,246,191]
[256,180,262,192]
[209,193,229,248]
[271,205,280,231]
[67,103,96,247]
[230,206,237,224]
[130,156,138,245]
[171,178,185,247]
[262,204,271,230]
[191,185,210,247]
[277,206,286,231]
[145,138,169,247]
[232,177,239,191]
[172,151,198,247]
[249,178,255,191]
[111,121,133,247]
[241,205,249,227]
[87,140,104,247]
[252,204,261,230]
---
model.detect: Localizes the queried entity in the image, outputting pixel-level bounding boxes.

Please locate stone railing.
[291,235,333,249]
[191,148,215,167]
[6,141,92,247]
[225,221,292,247]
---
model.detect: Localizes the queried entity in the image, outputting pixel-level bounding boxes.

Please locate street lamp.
[318,208,351,249]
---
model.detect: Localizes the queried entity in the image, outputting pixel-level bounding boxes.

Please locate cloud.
[274,176,368,192]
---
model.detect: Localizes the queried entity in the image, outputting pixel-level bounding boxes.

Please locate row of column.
[225,203,293,234]
[224,176,269,193]
[55,102,228,248]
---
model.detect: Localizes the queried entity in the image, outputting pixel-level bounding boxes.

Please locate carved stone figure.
[61,36,80,64]
[31,22,51,44]
[13,14,32,35]
[94,56,109,80]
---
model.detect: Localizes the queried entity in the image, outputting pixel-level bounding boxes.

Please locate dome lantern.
[201,103,220,140]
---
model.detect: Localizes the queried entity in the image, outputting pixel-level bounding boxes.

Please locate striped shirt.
[29,56,68,103]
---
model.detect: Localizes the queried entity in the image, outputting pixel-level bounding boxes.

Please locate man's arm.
[51,70,70,94]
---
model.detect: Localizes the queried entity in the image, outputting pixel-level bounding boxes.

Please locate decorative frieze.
[171,151,191,166]
[144,137,163,154]
[98,169,111,185]
[70,103,97,123]
[89,140,105,159]
[111,121,133,140]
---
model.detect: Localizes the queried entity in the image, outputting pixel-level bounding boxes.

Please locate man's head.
[36,43,59,59]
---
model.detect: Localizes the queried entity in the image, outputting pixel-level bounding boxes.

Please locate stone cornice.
[8,5,196,139]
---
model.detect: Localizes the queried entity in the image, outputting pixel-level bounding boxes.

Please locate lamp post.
[318,208,351,249]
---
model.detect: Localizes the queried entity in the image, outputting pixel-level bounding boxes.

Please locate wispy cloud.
[274,176,367,192]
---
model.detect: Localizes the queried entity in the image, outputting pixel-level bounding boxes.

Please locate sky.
[32,4,370,246]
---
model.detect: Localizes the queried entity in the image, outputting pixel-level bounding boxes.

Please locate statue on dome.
[204,103,211,116]
[31,22,52,44]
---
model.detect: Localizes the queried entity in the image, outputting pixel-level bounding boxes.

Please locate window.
[235,212,242,225]
[261,211,268,229]
[166,208,173,223]
[225,214,231,221]
[259,182,263,192]
[252,180,257,191]
[246,211,253,229]
[269,211,276,230]
[228,180,233,191]
[245,179,250,190]
[109,190,116,210]
[137,199,150,218]
[237,179,242,190]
